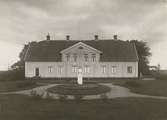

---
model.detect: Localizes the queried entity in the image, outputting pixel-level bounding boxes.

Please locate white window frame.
[127,66,133,73]
[101,65,106,73]
[84,54,89,62]
[84,65,90,73]
[66,54,70,62]
[92,54,96,62]
[72,65,78,73]
[58,66,63,74]
[73,54,77,62]
[48,66,53,73]
[111,66,117,73]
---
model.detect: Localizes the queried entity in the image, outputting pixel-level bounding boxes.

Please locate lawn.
[0,94,167,120]
[112,79,167,97]
[0,80,40,92]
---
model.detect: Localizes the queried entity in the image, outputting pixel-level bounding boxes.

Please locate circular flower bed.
[47,84,111,95]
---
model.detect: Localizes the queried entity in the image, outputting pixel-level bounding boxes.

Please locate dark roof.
[24,39,139,62]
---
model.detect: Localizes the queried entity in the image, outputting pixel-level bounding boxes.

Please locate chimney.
[113,35,118,40]
[94,35,98,40]
[46,33,50,40]
[66,35,70,40]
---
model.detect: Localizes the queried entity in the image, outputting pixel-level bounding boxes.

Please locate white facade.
[25,42,138,78]
[25,61,138,78]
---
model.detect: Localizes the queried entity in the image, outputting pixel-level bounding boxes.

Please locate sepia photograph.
[0,0,166,120]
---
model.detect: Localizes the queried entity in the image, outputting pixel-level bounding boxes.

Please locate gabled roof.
[24,39,139,62]
[60,42,102,54]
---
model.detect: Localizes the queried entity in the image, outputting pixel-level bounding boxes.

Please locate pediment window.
[92,54,96,62]
[84,54,89,62]
[66,54,70,62]
[73,54,77,62]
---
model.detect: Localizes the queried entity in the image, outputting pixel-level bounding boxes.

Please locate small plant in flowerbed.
[100,93,109,101]
[30,90,43,100]
[44,92,54,100]
[73,95,84,101]
[57,94,68,101]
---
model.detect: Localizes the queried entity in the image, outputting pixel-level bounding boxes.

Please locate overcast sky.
[0,0,166,70]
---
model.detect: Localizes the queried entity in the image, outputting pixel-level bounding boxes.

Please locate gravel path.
[102,83,167,100]
[1,83,167,100]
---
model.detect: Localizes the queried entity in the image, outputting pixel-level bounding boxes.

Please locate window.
[66,54,70,62]
[58,66,63,74]
[48,66,53,73]
[92,54,96,62]
[72,66,78,73]
[127,66,132,73]
[84,54,88,62]
[84,65,90,73]
[111,66,117,73]
[101,65,106,73]
[73,54,77,62]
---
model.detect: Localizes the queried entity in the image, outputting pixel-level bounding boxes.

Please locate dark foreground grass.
[113,80,167,97]
[0,80,39,92]
[0,94,167,120]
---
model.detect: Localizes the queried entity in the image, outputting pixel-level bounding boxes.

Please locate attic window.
[92,54,96,62]
[73,54,77,62]
[84,54,88,62]
[66,54,70,62]
[78,46,83,49]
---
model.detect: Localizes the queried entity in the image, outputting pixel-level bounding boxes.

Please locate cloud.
[0,0,166,42]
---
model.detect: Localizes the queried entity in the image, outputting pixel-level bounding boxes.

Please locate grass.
[0,80,40,92]
[0,94,167,120]
[47,84,111,95]
[0,69,24,81]
[112,79,167,97]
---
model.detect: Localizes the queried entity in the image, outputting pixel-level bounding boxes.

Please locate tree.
[11,44,28,69]
[11,41,37,69]
[9,42,33,80]
[130,40,152,76]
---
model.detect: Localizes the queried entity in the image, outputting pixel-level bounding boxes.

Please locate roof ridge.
[38,39,126,43]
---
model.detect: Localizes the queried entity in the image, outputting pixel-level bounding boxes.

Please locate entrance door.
[35,68,39,76]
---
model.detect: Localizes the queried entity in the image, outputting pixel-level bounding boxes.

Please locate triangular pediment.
[60,42,102,54]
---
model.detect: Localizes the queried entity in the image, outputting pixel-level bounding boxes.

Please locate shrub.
[58,95,68,101]
[100,93,108,100]
[30,90,43,100]
[45,92,53,100]
[73,95,84,101]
